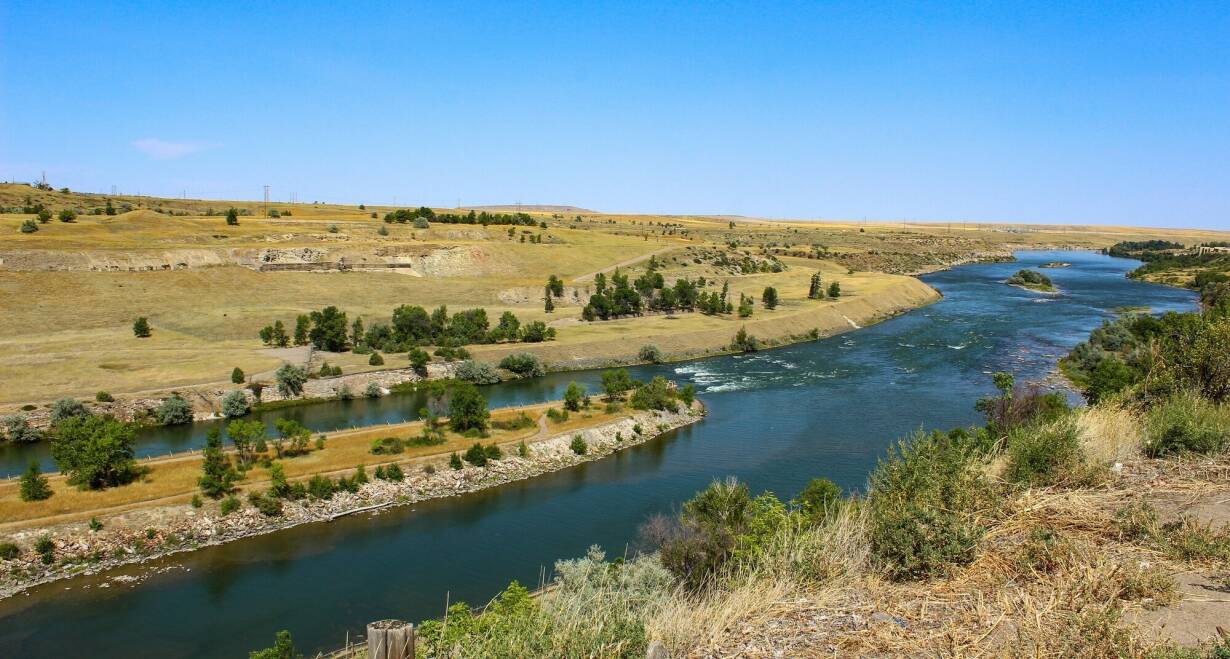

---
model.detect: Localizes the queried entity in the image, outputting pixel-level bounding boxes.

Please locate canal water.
[0,251,1197,657]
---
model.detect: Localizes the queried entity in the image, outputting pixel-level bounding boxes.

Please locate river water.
[0,251,1197,657]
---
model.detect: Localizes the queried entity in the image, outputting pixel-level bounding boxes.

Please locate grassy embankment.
[0,401,623,530]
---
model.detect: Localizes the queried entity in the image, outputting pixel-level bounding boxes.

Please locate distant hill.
[462,204,595,214]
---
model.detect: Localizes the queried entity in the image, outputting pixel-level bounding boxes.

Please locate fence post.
[367,619,413,659]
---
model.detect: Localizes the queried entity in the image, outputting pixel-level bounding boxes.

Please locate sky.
[1,1,1228,228]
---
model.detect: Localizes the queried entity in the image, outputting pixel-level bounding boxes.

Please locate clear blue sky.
[2,1,1227,228]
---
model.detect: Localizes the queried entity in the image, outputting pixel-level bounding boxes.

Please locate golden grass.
[0,401,628,530]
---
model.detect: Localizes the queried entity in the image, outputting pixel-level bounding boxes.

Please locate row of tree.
[383,207,543,228]
[259,305,556,354]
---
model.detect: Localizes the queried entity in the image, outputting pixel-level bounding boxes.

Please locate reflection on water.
[0,252,1197,658]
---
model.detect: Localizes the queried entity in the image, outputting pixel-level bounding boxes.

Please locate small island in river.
[1039,261,1072,268]
[1005,268,1057,292]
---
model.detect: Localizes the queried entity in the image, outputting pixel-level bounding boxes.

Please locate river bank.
[0,403,703,601]
[1,272,940,435]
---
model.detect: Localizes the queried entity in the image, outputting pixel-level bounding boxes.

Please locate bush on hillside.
[1143,391,1230,457]
[221,390,250,418]
[456,360,500,384]
[498,352,546,377]
[156,394,193,425]
[1003,416,1087,487]
[867,429,993,581]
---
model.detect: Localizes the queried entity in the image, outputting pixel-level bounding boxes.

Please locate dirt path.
[570,245,681,284]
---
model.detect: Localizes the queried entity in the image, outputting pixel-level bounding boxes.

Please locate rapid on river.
[0,251,1198,657]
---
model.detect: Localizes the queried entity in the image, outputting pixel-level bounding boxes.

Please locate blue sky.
[2,1,1227,228]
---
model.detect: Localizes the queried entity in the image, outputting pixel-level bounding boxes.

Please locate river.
[0,251,1198,657]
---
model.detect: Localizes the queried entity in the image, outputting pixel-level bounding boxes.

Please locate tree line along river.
[0,251,1198,657]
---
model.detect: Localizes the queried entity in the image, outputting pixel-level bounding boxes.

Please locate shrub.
[517,441,529,457]
[463,442,490,467]
[629,376,677,412]
[546,407,569,422]
[3,414,42,443]
[307,474,336,499]
[380,463,405,482]
[828,281,841,298]
[449,452,464,470]
[221,390,250,418]
[868,429,993,581]
[191,494,202,508]
[1143,391,1230,457]
[792,478,841,521]
[132,316,151,338]
[58,209,77,223]
[638,478,758,589]
[456,360,500,384]
[731,327,759,352]
[1084,355,1135,403]
[220,494,241,515]
[249,630,298,659]
[274,363,308,397]
[19,461,52,501]
[19,218,38,233]
[248,491,284,517]
[156,394,193,425]
[570,435,587,455]
[364,382,382,398]
[89,517,103,531]
[95,391,114,402]
[35,535,54,563]
[499,352,546,377]
[49,397,88,425]
[0,543,20,560]
[368,352,384,366]
[370,436,405,455]
[1003,416,1087,487]
[761,286,779,309]
[638,344,663,363]
[490,411,534,431]
[231,367,245,384]
[198,428,238,498]
[600,368,635,400]
[408,347,430,374]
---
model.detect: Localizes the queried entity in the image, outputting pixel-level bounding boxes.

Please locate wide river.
[0,251,1198,657]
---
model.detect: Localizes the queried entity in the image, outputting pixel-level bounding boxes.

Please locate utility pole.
[263,185,270,218]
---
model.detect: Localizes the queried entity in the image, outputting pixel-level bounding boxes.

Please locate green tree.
[308,306,349,351]
[570,434,588,455]
[19,219,38,233]
[57,209,77,223]
[156,394,193,425]
[828,281,841,298]
[222,389,250,418]
[273,418,310,456]
[227,419,267,465]
[49,415,137,489]
[274,363,308,397]
[447,382,489,433]
[249,630,300,659]
[132,317,151,338]
[271,320,289,347]
[231,367,245,384]
[1085,355,1134,403]
[36,208,52,223]
[49,397,88,425]
[225,207,239,226]
[547,274,564,297]
[408,347,430,375]
[293,315,310,346]
[793,478,841,520]
[808,272,824,299]
[105,199,116,215]
[544,288,555,313]
[761,286,779,310]
[563,381,586,411]
[600,368,634,401]
[463,442,489,467]
[350,317,365,346]
[198,428,238,498]
[19,461,52,501]
[369,351,384,366]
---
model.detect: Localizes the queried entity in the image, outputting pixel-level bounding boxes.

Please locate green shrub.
[1003,416,1086,487]
[731,327,758,352]
[3,414,42,443]
[629,376,677,412]
[155,394,193,425]
[450,452,464,470]
[1143,391,1230,457]
[491,412,534,431]
[221,390,250,418]
[464,442,490,467]
[95,391,114,403]
[563,381,586,411]
[368,351,384,366]
[220,495,241,515]
[364,382,382,398]
[49,397,88,425]
[132,316,151,338]
[499,352,546,377]
[190,494,202,508]
[517,441,529,457]
[307,474,336,499]
[247,492,284,517]
[546,407,569,422]
[792,478,841,521]
[868,429,993,581]
[456,360,500,384]
[88,517,103,531]
[19,218,38,233]
[638,344,663,363]
[570,435,587,455]
[370,436,405,455]
[0,543,19,560]
[35,535,54,556]
[19,461,52,501]
[230,367,245,384]
[249,630,298,659]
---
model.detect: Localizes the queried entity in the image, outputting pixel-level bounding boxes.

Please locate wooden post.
[367,619,413,659]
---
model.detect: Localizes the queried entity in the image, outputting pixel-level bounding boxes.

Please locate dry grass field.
[0,400,623,529]
[2,183,1226,409]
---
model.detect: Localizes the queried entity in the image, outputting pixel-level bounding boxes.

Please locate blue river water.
[0,251,1198,657]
